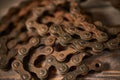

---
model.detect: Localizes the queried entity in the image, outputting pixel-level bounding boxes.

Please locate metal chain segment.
[63,60,103,80]
[0,0,40,33]
[16,37,40,61]
[28,46,53,79]
[12,60,31,80]
[28,45,87,79]
[0,0,120,80]
[11,37,40,79]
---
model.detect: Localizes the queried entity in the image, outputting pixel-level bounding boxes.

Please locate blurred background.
[0,0,120,26]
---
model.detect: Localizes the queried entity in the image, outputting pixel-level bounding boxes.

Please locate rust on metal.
[0,0,120,80]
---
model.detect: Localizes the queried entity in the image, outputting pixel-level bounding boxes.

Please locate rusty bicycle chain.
[0,0,41,71]
[0,0,120,80]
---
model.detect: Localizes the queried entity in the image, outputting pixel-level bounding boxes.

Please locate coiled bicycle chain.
[0,0,120,80]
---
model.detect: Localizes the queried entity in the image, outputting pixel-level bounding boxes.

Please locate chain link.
[0,0,120,80]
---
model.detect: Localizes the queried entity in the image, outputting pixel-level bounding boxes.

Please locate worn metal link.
[0,0,120,80]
